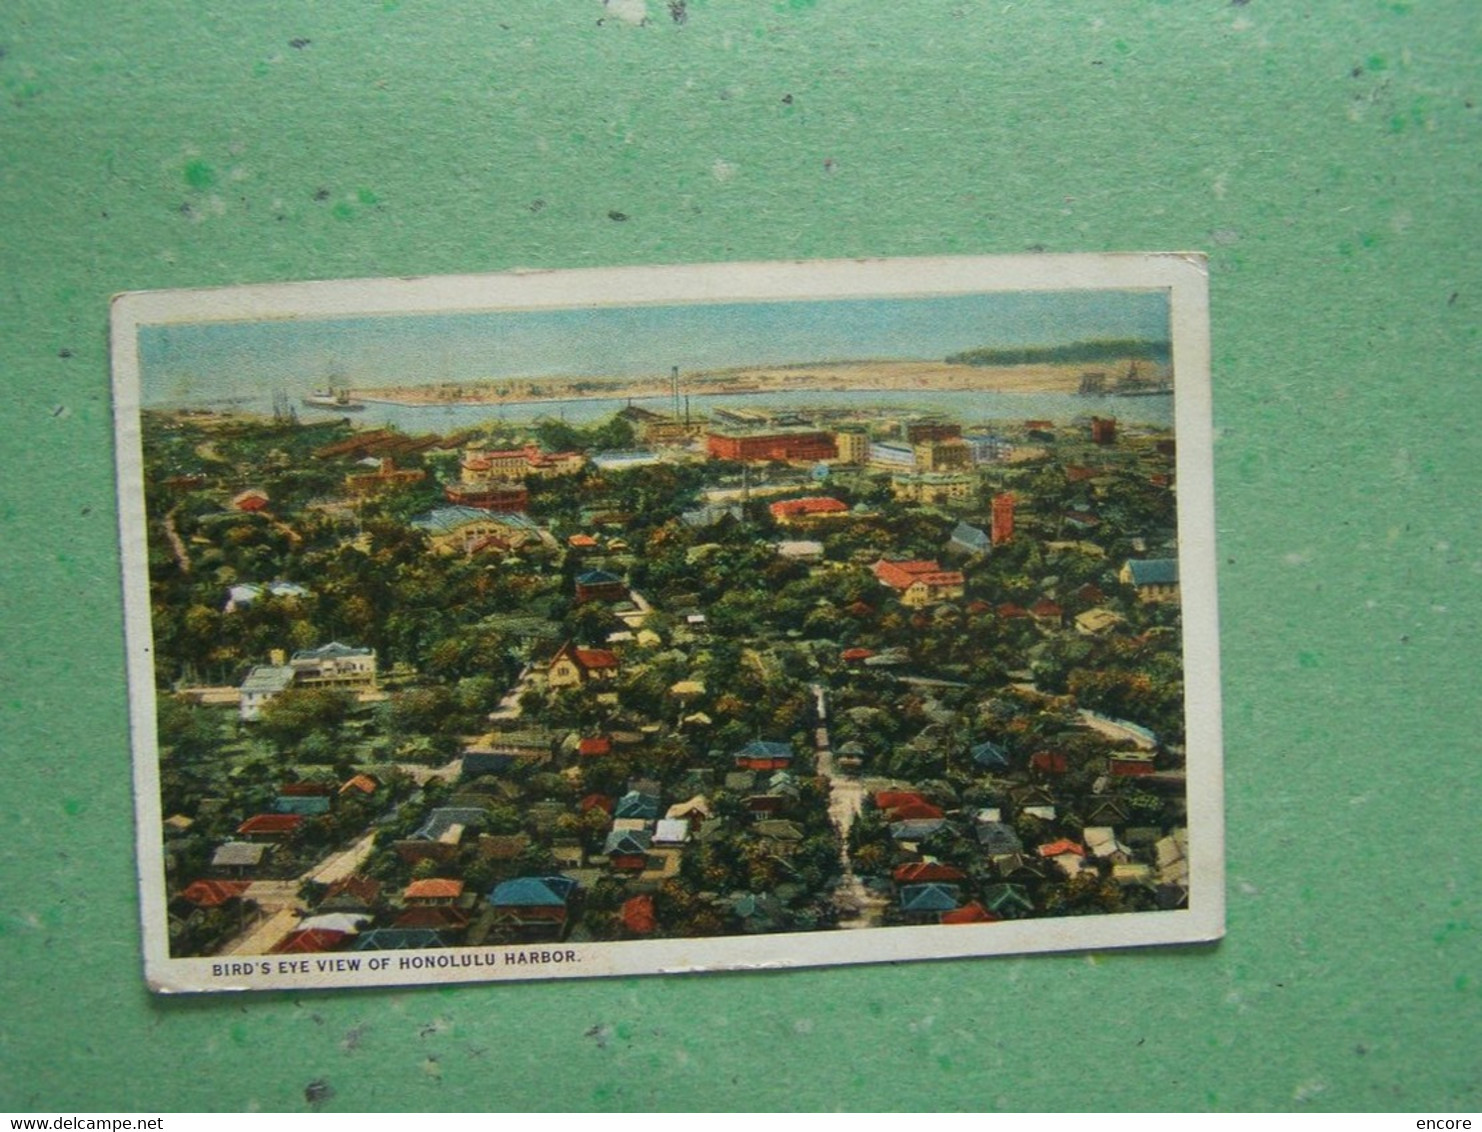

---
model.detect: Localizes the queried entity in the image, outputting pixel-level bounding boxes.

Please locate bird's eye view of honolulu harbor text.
[128,280,1201,979]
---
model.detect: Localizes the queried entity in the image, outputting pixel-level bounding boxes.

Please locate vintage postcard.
[111,254,1223,993]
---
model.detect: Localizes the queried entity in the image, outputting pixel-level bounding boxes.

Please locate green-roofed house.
[1119,557,1181,603]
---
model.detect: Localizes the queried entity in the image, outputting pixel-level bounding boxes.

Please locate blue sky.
[138,288,1169,405]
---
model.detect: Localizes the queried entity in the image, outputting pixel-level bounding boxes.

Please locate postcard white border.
[112,254,1222,993]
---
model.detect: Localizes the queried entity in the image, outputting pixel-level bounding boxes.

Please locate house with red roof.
[270,928,345,954]
[339,773,379,797]
[941,902,1001,925]
[236,813,303,840]
[885,800,945,822]
[321,876,382,914]
[872,558,965,608]
[230,488,270,512]
[621,894,657,936]
[547,642,620,689]
[578,735,613,758]
[403,878,465,906]
[1037,838,1085,859]
[892,860,967,885]
[394,905,470,933]
[177,880,252,908]
[769,496,850,526]
[874,790,929,812]
[1030,750,1070,775]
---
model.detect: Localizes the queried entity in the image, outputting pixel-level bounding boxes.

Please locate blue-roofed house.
[575,569,627,604]
[899,883,963,919]
[1119,557,1180,603]
[971,739,1012,770]
[487,875,578,940]
[949,521,992,557]
[273,794,332,817]
[734,739,793,771]
[352,928,449,951]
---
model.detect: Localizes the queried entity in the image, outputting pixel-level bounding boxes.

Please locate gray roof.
[889,818,948,841]
[413,807,488,842]
[680,503,744,529]
[950,522,991,552]
[211,841,267,867]
[615,790,660,819]
[292,641,373,661]
[975,821,1023,854]
[240,665,294,694]
[412,506,538,536]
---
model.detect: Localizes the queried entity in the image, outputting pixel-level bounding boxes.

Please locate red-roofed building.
[231,488,270,512]
[279,781,335,797]
[346,458,428,498]
[621,894,657,935]
[886,800,945,822]
[339,774,379,797]
[567,533,599,549]
[769,496,850,525]
[841,647,875,664]
[1030,599,1064,625]
[874,791,929,811]
[872,558,965,608]
[578,793,615,814]
[548,642,620,689]
[237,814,303,840]
[459,445,584,485]
[992,492,1016,546]
[1110,752,1158,777]
[322,876,382,912]
[941,902,1001,925]
[178,880,251,907]
[403,878,465,906]
[1037,839,1086,858]
[444,481,529,512]
[892,861,967,885]
[1030,750,1070,775]
[707,430,838,464]
[578,736,613,758]
[270,928,345,954]
[394,905,470,932]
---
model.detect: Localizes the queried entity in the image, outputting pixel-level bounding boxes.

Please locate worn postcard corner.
[111,253,1222,993]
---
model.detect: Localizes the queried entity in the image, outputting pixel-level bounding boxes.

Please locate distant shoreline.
[349,359,1168,408]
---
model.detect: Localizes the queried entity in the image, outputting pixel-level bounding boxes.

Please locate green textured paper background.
[2,0,1477,1113]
